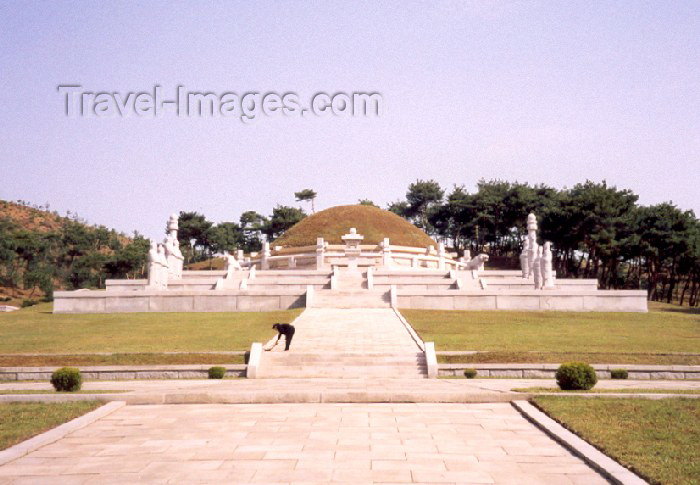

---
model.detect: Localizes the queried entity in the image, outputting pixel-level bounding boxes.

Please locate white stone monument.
[520,238,529,279]
[147,242,160,288]
[341,228,363,271]
[533,245,543,289]
[224,251,242,278]
[163,214,184,279]
[542,241,555,289]
[526,213,538,278]
[156,244,169,288]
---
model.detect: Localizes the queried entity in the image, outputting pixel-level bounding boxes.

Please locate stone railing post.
[305,285,314,308]
[424,342,438,378]
[261,242,270,270]
[246,342,262,379]
[381,238,392,267]
[316,237,325,270]
[331,266,339,289]
[438,243,446,270]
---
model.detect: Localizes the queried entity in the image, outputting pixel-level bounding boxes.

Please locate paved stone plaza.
[0,402,609,484]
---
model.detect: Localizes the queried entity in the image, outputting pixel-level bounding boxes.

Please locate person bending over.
[272,323,296,351]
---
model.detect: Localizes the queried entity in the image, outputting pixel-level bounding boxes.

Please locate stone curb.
[529,392,700,400]
[3,362,699,380]
[0,401,126,466]
[439,363,700,380]
[0,392,526,405]
[512,401,648,485]
[0,364,247,381]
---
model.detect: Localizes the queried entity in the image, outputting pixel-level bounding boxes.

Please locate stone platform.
[0,401,613,484]
[54,269,648,313]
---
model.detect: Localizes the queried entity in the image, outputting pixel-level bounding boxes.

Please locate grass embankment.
[0,401,102,451]
[534,397,699,484]
[0,353,245,366]
[404,302,700,365]
[0,303,301,366]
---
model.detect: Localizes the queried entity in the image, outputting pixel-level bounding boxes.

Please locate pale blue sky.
[1,1,698,239]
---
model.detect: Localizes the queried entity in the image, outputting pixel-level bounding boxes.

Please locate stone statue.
[464,254,489,271]
[526,213,538,278]
[167,213,179,235]
[533,245,543,289]
[172,239,184,277]
[156,243,169,288]
[542,242,555,289]
[224,251,242,278]
[147,242,160,288]
[163,214,184,279]
[520,238,529,279]
[164,234,184,279]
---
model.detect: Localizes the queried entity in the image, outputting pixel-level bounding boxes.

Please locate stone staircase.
[311,270,391,308]
[312,289,391,308]
[257,308,427,378]
[259,352,427,378]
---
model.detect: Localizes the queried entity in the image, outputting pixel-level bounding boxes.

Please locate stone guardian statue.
[542,242,555,289]
[526,213,538,278]
[520,238,529,279]
[533,245,543,290]
[147,242,160,288]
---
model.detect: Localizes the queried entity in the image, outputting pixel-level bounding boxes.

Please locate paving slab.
[1,378,698,405]
[0,403,610,484]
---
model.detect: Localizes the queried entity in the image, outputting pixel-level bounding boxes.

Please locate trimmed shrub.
[610,369,629,380]
[50,367,82,392]
[463,368,478,379]
[21,299,38,308]
[555,362,597,390]
[208,366,226,379]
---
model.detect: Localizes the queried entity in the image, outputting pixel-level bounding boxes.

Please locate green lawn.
[0,353,246,367]
[437,351,700,365]
[0,303,302,354]
[534,397,699,485]
[0,401,102,450]
[404,302,700,365]
[516,387,700,394]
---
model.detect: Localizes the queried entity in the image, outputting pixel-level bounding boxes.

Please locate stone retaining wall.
[397,289,648,312]
[439,363,700,380]
[2,363,698,381]
[0,365,247,381]
[53,290,306,313]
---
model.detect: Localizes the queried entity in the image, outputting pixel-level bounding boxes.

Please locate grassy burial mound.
[274,205,437,248]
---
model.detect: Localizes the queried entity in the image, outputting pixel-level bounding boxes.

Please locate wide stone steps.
[258,352,428,378]
[258,308,425,379]
[311,290,390,308]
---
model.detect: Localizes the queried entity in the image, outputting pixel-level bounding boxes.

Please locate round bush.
[610,369,629,380]
[50,367,82,392]
[208,366,226,379]
[463,368,477,379]
[555,362,597,390]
